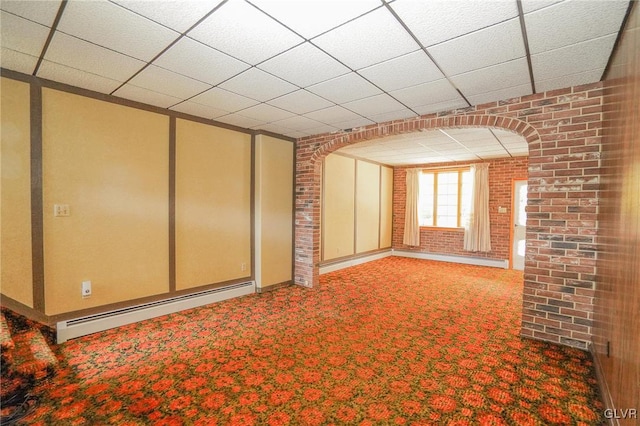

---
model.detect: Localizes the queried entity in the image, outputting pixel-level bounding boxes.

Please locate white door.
[512,180,527,270]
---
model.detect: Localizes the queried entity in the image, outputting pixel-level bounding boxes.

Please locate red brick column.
[295,83,603,349]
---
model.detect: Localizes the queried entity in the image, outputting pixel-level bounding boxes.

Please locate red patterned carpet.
[22,257,602,425]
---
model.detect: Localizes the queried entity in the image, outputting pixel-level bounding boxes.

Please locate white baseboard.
[320,250,393,274]
[392,249,509,269]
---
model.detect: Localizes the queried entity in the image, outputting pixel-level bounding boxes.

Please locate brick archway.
[295,84,604,349]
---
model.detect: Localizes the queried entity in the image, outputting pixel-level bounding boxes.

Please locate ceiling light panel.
[267,90,335,115]
[451,58,531,96]
[390,0,519,47]
[127,65,211,99]
[0,11,49,58]
[219,68,297,102]
[249,0,381,39]
[428,18,526,76]
[37,61,123,94]
[57,0,179,61]
[532,35,617,82]
[44,32,145,82]
[154,37,249,86]
[313,7,419,70]
[257,42,350,88]
[187,0,303,65]
[111,0,223,33]
[524,0,629,54]
[190,87,259,112]
[113,84,183,109]
[0,0,61,26]
[169,101,229,119]
[307,72,381,104]
[358,50,444,92]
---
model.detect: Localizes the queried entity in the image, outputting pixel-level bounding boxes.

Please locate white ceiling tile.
[0,47,38,74]
[302,124,341,136]
[257,42,350,88]
[535,69,604,93]
[57,1,178,61]
[236,104,295,123]
[428,18,526,76]
[253,122,295,134]
[187,0,303,65]
[267,90,334,114]
[215,113,265,129]
[390,78,462,108]
[451,58,531,96]
[525,0,629,54]
[219,68,297,102]
[304,105,363,125]
[154,37,249,85]
[44,32,145,82]
[190,87,259,112]
[520,0,563,14]
[113,84,182,108]
[36,60,122,93]
[313,7,419,70]
[413,99,470,116]
[358,50,444,92]
[367,108,417,124]
[169,100,229,119]
[307,72,381,104]
[250,0,380,39]
[112,0,223,33]
[1,11,49,57]
[466,84,532,106]
[342,94,407,117]
[331,117,376,131]
[128,65,211,99]
[532,34,616,82]
[390,0,519,47]
[0,0,61,26]
[270,116,326,131]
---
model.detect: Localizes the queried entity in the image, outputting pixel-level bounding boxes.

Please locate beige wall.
[322,153,393,262]
[255,135,293,288]
[1,77,33,307]
[175,119,251,290]
[355,160,380,253]
[322,154,355,260]
[380,165,393,248]
[42,89,169,315]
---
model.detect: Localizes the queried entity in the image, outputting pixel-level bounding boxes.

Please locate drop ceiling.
[0,0,630,165]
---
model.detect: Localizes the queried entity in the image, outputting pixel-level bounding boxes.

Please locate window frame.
[418,167,471,229]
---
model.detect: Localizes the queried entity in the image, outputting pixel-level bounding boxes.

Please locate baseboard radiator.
[56,281,255,344]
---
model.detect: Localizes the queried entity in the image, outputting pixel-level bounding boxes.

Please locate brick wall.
[393,157,529,261]
[296,83,604,349]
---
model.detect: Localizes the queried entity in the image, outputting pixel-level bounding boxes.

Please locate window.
[418,169,472,228]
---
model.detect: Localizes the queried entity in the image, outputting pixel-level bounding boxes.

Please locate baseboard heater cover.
[392,250,509,269]
[56,281,255,344]
[320,251,393,275]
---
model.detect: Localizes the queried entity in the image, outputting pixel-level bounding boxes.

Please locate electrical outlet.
[241,263,246,272]
[82,281,92,298]
[54,204,70,217]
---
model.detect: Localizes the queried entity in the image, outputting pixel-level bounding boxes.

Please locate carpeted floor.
[21,257,603,425]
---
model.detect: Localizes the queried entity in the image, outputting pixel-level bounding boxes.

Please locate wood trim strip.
[250,134,256,282]
[353,159,358,255]
[291,141,297,283]
[32,0,67,75]
[30,82,45,312]
[168,117,176,292]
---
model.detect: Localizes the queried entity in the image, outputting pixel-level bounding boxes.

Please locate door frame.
[509,178,528,270]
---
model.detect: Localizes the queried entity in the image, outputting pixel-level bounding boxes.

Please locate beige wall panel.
[323,154,355,261]
[176,119,251,289]
[380,165,393,248]
[356,160,380,253]
[42,89,169,315]
[256,135,293,288]
[1,78,33,307]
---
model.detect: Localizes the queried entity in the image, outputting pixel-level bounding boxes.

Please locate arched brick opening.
[296,84,604,349]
